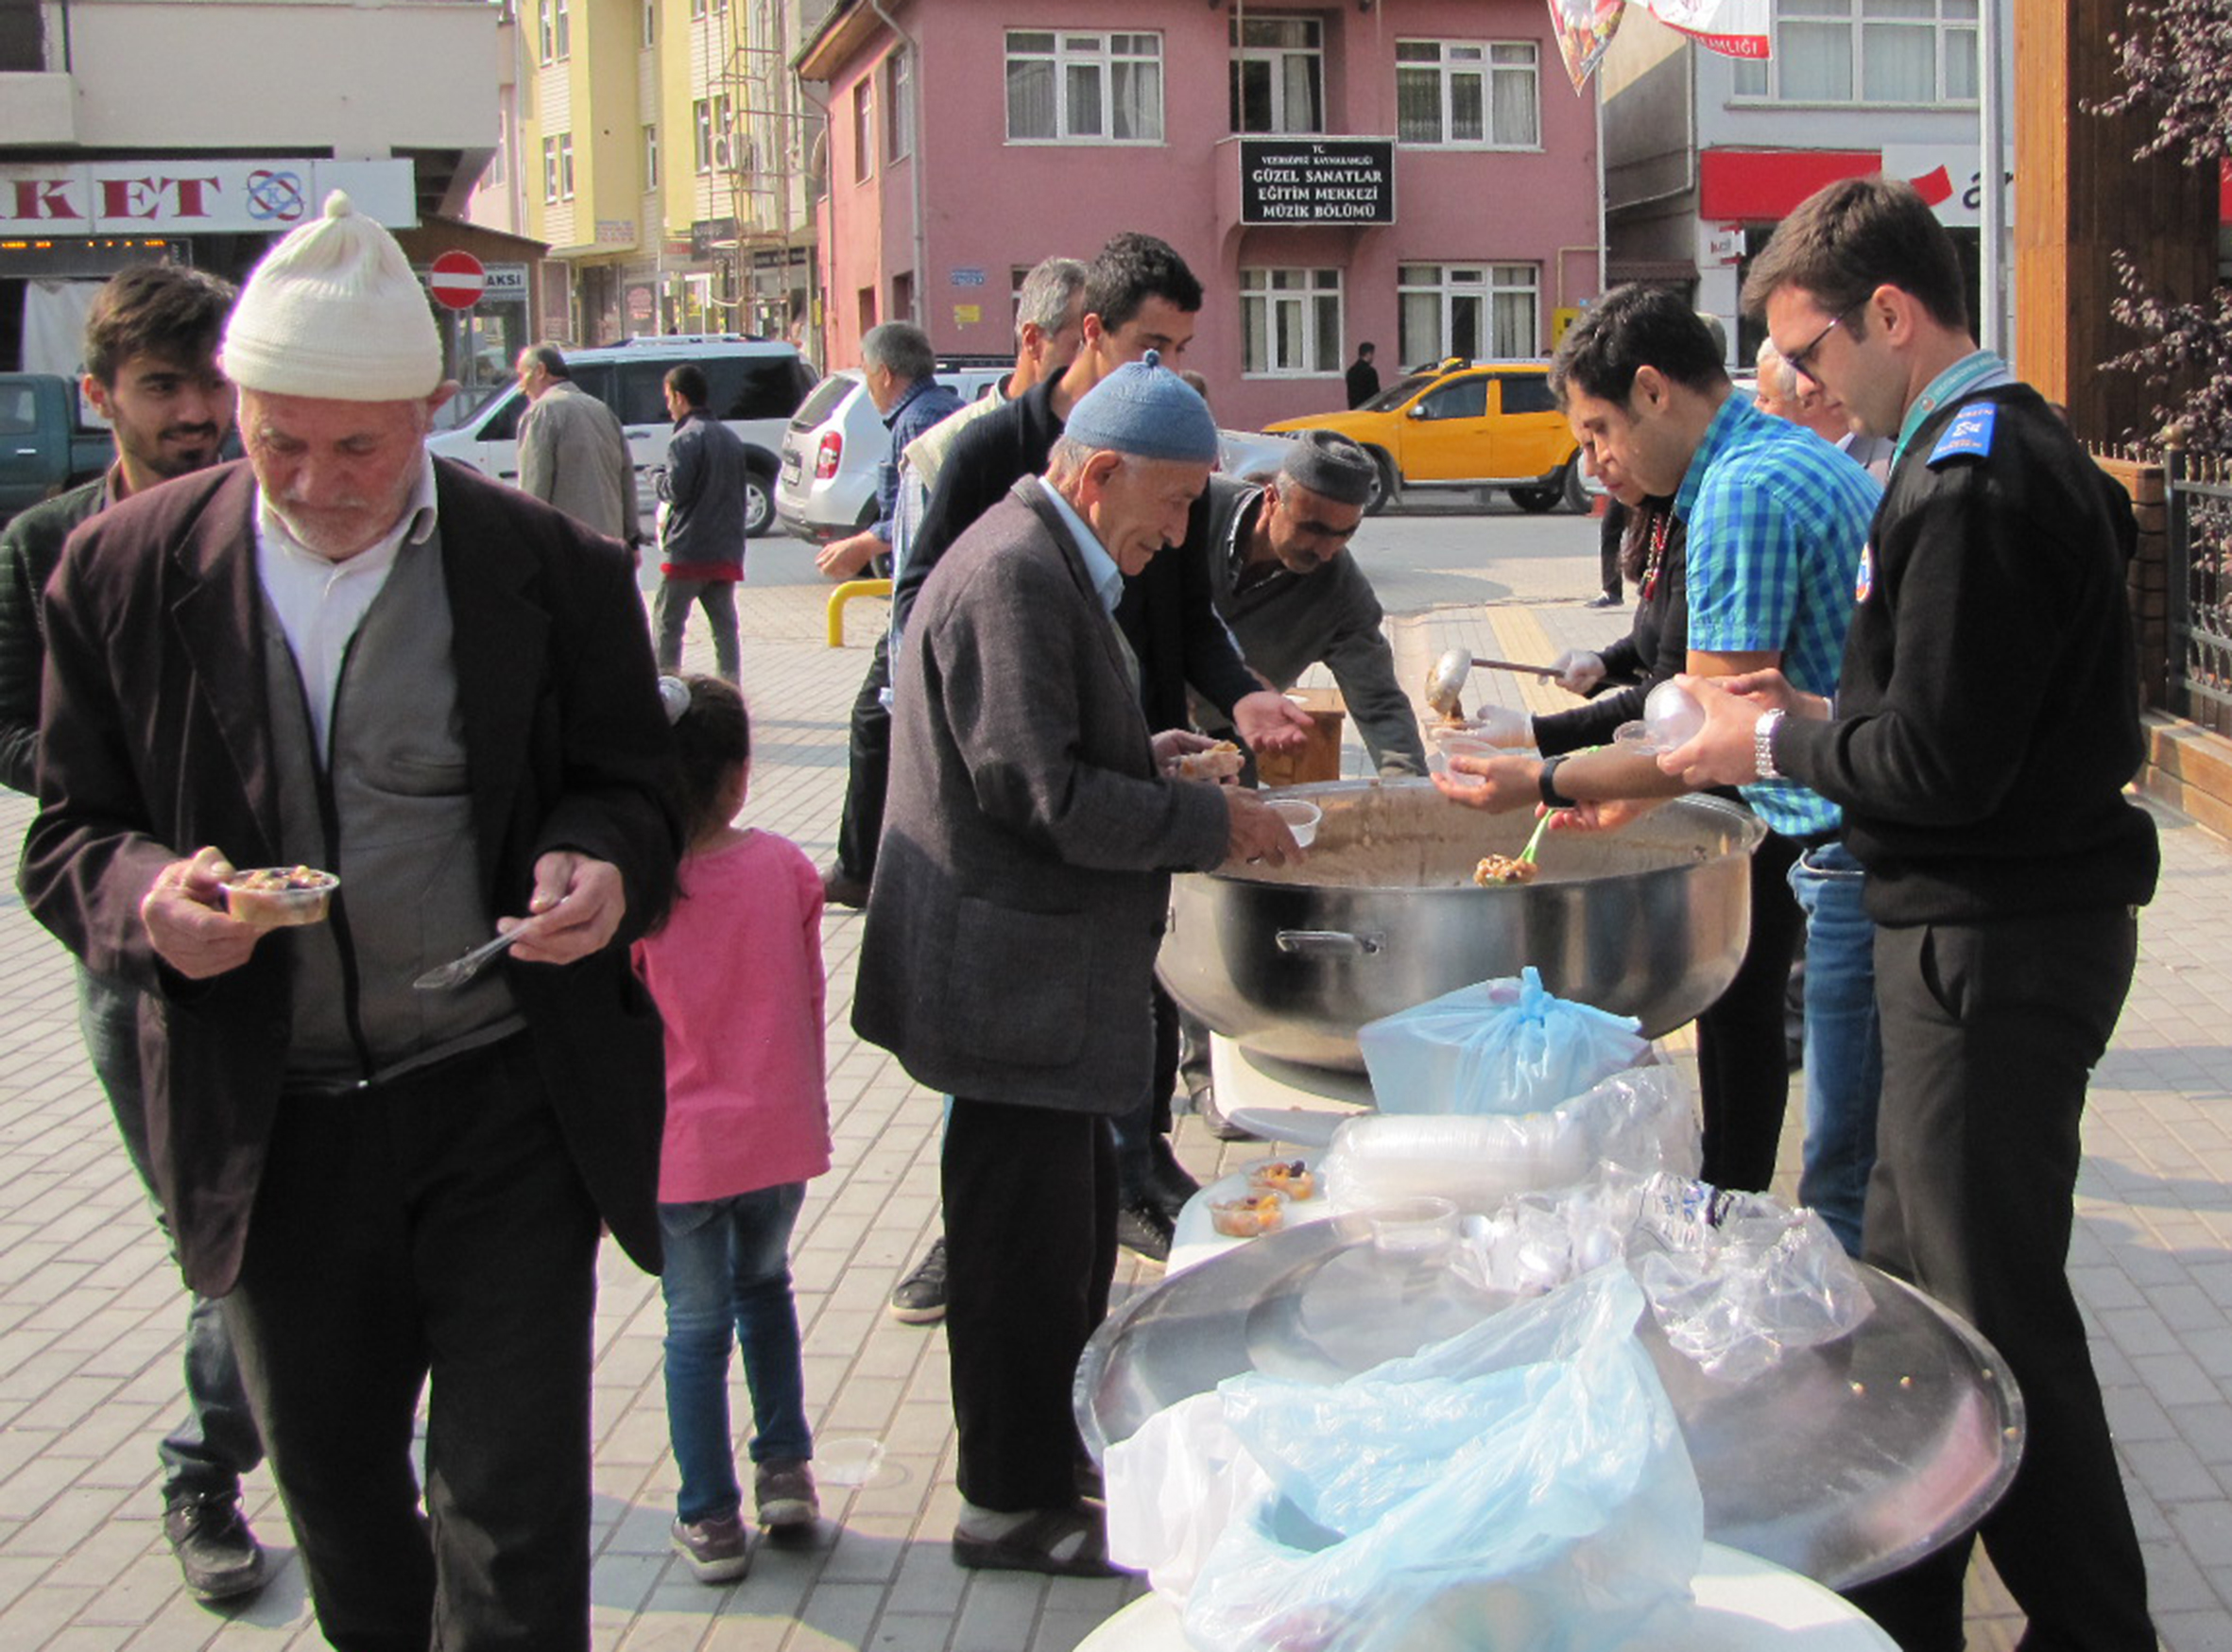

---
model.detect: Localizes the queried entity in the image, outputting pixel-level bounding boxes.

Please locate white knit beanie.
[221,191,441,401]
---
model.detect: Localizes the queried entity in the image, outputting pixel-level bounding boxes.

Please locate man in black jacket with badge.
[1660,176,2158,1652]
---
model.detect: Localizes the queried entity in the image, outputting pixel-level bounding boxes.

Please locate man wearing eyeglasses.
[1660,176,2158,1652]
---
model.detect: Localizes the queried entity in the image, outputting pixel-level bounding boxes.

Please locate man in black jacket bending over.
[880,233,1313,1316]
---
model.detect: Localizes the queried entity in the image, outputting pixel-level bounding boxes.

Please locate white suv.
[426,336,815,538]
[776,362,1009,544]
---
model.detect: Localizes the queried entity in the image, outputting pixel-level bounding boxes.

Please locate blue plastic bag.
[1357,967,1648,1116]
[1177,1267,1703,1652]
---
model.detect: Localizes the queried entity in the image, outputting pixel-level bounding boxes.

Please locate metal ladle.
[1423,645,1565,721]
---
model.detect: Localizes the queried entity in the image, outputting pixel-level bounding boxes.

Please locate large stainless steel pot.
[1159,780,1765,1072]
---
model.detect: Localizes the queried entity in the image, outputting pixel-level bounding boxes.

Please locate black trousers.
[224,1039,602,1652]
[943,1097,1116,1511]
[835,633,892,884]
[1842,908,2154,1652]
[1695,827,1804,1192]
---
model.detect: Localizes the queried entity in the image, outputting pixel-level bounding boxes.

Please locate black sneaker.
[163,1490,268,1603]
[1190,1082,1259,1144]
[889,1237,948,1324]
[1114,1197,1174,1264]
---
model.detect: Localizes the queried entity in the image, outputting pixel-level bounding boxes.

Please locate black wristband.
[1538,753,1579,810]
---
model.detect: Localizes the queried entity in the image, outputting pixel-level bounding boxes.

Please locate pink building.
[797,0,1603,431]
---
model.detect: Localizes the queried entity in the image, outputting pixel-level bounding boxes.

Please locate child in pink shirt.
[632,675,831,1584]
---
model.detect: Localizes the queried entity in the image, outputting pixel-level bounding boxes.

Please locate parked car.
[0,374,115,525]
[776,361,1009,544]
[1264,359,1588,516]
[425,336,815,538]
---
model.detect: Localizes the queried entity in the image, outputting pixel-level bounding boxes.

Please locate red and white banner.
[0,158,416,235]
[1644,0,1771,60]
[1548,0,1771,91]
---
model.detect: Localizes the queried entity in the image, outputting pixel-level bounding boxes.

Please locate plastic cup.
[1266,798,1321,848]
[1643,680,1706,749]
[1431,732,1499,790]
[816,1437,886,1487]
[1368,1196,1460,1263]
[220,868,339,930]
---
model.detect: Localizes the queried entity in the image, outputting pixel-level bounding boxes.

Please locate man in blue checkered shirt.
[1438,284,1882,1248]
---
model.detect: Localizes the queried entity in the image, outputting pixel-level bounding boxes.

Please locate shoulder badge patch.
[1928,403,1997,467]
[1855,544,1874,604]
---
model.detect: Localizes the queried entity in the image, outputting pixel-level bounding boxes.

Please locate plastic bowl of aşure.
[222,866,339,930]
[1266,798,1322,848]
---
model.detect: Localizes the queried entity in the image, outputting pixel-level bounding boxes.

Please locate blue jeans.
[79,966,265,1501]
[1789,841,1883,1256]
[659,1184,812,1523]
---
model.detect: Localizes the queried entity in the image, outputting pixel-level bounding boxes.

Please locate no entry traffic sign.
[427,250,487,311]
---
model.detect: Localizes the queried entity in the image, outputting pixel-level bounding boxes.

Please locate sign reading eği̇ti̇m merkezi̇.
[1238,139,1394,227]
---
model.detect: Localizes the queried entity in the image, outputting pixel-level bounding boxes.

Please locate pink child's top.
[632,829,832,1203]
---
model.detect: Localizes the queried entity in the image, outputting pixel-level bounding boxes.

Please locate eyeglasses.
[1783,302,1864,385]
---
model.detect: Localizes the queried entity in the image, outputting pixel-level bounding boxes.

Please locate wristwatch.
[1755,709,1785,781]
[1538,753,1580,810]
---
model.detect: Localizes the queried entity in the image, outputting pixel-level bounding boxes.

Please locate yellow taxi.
[1265,358,1587,515]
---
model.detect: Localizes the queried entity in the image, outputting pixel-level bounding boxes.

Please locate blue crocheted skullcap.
[1063,350,1219,464]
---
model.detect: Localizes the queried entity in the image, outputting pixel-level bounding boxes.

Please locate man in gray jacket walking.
[653,364,748,678]
[515,343,640,548]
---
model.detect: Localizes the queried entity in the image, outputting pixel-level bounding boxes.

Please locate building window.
[1005,30,1164,145]
[643,0,655,47]
[541,136,558,202]
[884,50,914,163]
[1241,268,1342,376]
[1395,40,1539,147]
[892,270,915,322]
[537,0,555,62]
[644,124,659,190]
[1397,264,1537,364]
[694,99,714,173]
[852,79,874,181]
[1731,0,1979,104]
[487,112,508,187]
[558,133,575,200]
[552,0,570,60]
[1230,17,1323,135]
[691,0,706,17]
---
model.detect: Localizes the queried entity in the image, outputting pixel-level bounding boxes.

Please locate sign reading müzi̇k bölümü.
[1238,139,1395,227]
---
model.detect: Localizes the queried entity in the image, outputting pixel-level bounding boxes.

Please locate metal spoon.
[1424,646,1566,721]
[413,926,532,991]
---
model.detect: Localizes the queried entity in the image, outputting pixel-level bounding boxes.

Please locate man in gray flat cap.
[854,354,1300,1579]
[1197,430,1426,781]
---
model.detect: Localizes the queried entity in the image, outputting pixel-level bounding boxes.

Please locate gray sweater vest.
[262,528,524,1083]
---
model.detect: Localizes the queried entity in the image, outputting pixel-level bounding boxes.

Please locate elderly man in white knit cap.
[854,353,1300,1578]
[21,192,679,1650]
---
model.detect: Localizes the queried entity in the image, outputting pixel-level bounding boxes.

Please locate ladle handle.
[1276,929,1385,957]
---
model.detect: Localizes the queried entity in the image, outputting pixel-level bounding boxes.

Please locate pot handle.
[1275,929,1385,957]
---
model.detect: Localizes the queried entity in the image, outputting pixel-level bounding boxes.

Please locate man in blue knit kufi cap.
[1043,348,1221,580]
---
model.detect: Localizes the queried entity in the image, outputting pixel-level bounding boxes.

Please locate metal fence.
[2165,448,2232,735]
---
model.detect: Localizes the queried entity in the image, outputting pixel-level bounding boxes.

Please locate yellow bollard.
[826,577,893,647]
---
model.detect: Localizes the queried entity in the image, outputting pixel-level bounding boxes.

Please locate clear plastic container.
[1210,1190,1290,1238]
[1242,1157,1318,1202]
[221,867,339,929]
[1265,798,1321,847]
[1643,680,1706,749]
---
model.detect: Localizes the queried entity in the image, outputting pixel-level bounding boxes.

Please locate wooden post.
[2013,0,2217,447]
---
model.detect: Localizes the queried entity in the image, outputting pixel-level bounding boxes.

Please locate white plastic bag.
[1119,1267,1703,1652]
[1357,967,1647,1117]
[1319,1064,1699,1214]
[1457,1171,1876,1385]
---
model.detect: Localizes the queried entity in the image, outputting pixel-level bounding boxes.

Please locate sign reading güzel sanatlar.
[1239,139,1394,227]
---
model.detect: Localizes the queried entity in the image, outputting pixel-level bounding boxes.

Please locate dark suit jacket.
[19,457,680,1296]
[853,479,1228,1112]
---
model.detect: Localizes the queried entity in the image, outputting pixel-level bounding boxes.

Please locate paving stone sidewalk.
[1,559,2227,1650]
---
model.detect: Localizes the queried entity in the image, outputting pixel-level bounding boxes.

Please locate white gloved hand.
[1553,649,1606,695]
[1472,704,1534,748]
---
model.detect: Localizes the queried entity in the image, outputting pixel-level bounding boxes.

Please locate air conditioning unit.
[710,133,737,170]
